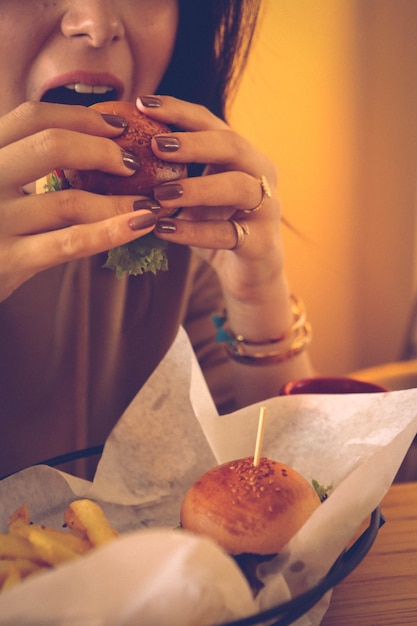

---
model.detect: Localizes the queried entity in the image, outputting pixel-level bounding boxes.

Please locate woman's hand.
[136,95,283,305]
[0,102,156,302]
[136,95,313,404]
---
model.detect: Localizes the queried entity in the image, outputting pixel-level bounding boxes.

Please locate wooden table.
[321,482,417,625]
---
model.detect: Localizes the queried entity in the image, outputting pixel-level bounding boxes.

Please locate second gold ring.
[229,219,250,250]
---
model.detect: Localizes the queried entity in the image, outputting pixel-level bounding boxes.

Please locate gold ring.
[229,219,250,250]
[244,175,272,213]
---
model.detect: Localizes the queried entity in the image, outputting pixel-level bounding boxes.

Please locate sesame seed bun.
[180,456,321,556]
[65,101,187,199]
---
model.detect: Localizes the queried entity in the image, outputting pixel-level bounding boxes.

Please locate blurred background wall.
[230,0,417,376]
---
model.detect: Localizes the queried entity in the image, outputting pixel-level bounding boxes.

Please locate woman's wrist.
[220,290,314,406]
[214,295,312,366]
[221,272,295,342]
[215,292,312,369]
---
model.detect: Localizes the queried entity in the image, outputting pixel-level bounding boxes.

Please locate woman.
[0,0,312,478]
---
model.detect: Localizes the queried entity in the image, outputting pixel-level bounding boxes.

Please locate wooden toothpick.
[253,406,267,467]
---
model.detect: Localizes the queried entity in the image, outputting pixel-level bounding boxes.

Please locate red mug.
[280,376,387,396]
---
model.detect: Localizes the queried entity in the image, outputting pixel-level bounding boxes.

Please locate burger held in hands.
[41,101,187,276]
[65,101,187,197]
[180,456,321,595]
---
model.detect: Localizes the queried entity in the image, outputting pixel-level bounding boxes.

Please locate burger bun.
[65,101,187,201]
[180,456,321,556]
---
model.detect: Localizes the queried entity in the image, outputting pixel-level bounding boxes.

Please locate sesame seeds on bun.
[180,457,321,556]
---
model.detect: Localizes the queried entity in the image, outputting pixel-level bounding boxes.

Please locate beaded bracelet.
[213,295,312,365]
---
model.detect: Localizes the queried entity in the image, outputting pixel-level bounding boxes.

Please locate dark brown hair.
[158,0,262,120]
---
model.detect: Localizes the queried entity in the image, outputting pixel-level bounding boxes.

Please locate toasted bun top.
[65,101,187,198]
[180,457,321,555]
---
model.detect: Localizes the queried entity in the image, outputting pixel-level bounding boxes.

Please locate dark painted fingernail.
[138,95,162,108]
[122,150,141,170]
[156,220,177,234]
[154,183,184,201]
[133,198,161,213]
[101,113,128,129]
[154,136,180,152]
[129,211,157,231]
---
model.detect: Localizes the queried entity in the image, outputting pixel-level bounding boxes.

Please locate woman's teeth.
[64,83,113,95]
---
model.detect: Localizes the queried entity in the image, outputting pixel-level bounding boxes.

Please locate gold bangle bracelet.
[212,295,312,366]
[225,322,312,365]
[232,295,306,348]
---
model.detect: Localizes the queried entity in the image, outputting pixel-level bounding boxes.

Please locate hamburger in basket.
[180,454,321,595]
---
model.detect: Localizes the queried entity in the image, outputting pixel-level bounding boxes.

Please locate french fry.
[34,526,92,555]
[7,504,30,529]
[0,499,119,594]
[64,499,119,547]
[12,525,80,566]
[0,561,21,591]
[0,558,45,579]
[0,559,47,590]
[62,506,88,540]
[0,533,39,561]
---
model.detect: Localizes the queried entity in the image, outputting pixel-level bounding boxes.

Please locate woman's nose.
[60,0,125,47]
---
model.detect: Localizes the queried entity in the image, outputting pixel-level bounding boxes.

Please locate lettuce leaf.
[44,169,168,276]
[311,479,333,502]
[102,234,168,277]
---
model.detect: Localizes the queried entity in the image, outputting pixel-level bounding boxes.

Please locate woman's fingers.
[136,96,227,132]
[152,129,249,169]
[137,95,275,180]
[135,96,280,260]
[155,217,239,251]
[155,212,278,258]
[2,190,156,235]
[0,209,156,300]
[0,101,162,300]
[0,101,126,148]
[0,210,157,301]
[153,171,267,218]
[0,129,134,190]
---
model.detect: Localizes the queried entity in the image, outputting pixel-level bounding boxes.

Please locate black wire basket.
[2,445,384,626]
[221,506,383,626]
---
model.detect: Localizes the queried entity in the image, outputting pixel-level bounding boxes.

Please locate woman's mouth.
[41,83,118,107]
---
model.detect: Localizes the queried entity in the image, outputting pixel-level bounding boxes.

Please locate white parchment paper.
[0,326,416,626]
